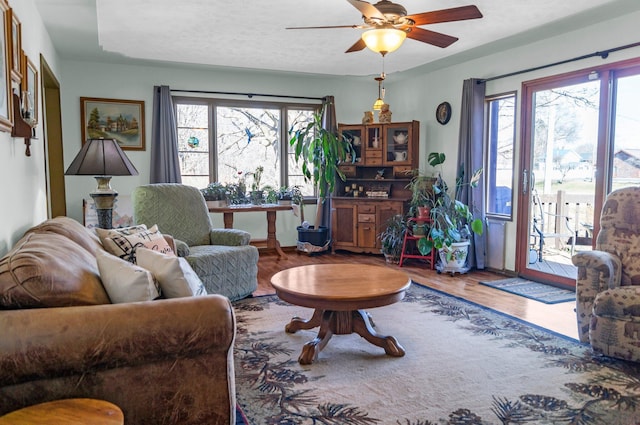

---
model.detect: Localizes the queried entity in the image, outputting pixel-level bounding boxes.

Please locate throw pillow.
[96,250,160,303]
[102,225,175,263]
[95,224,148,242]
[136,247,207,298]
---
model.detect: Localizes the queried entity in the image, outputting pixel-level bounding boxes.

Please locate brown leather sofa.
[0,217,237,424]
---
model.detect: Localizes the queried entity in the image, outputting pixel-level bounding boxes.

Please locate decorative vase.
[417,206,431,219]
[412,223,427,236]
[438,240,470,271]
[383,252,400,265]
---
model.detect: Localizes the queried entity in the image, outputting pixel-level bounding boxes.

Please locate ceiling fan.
[286,0,483,55]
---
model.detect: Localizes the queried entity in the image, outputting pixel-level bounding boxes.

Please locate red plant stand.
[399,217,435,269]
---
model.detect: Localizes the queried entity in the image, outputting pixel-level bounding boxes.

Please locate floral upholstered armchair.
[572,186,640,362]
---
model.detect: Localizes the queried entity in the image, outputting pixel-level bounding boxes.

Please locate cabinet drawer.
[365,157,383,165]
[358,204,376,214]
[393,165,413,178]
[358,213,375,223]
[366,151,382,159]
[339,165,357,177]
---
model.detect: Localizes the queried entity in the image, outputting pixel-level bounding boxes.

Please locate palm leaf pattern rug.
[233,283,640,424]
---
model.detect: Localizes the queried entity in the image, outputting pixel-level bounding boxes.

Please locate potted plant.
[378,214,406,264]
[276,186,293,205]
[200,182,229,208]
[417,152,483,273]
[406,172,437,219]
[262,185,278,204]
[289,106,354,248]
[248,166,264,205]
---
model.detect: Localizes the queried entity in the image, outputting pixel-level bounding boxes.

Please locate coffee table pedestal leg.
[285,309,405,365]
[352,309,405,358]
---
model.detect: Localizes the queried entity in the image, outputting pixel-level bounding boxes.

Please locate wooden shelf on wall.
[11,92,36,156]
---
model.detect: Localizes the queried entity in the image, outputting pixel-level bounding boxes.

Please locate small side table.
[399,217,435,269]
[0,398,124,425]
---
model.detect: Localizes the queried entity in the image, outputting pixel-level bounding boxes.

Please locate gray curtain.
[150,85,182,183]
[320,96,336,230]
[457,78,486,269]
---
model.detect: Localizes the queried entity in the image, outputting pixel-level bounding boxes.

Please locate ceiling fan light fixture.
[361,27,406,54]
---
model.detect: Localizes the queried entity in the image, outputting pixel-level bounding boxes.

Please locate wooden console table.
[208,204,293,259]
[0,398,124,424]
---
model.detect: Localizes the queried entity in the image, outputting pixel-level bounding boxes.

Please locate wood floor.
[255,249,578,340]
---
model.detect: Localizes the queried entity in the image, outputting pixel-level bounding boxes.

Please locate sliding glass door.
[517,59,640,286]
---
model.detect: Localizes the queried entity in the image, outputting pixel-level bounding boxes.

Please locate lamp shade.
[361,28,407,54]
[373,98,385,111]
[65,138,138,176]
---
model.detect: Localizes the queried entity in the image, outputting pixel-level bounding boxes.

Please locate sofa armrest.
[0,295,236,423]
[210,229,251,246]
[572,250,621,342]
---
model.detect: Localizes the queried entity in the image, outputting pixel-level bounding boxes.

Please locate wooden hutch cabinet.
[331,121,419,254]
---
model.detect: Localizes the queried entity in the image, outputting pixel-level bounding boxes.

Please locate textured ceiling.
[35,0,640,77]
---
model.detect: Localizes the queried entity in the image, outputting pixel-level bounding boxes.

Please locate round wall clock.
[436,102,452,125]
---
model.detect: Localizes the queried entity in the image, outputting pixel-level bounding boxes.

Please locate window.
[485,92,516,218]
[174,97,318,196]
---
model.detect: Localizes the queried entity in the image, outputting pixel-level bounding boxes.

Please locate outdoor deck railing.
[532,190,594,251]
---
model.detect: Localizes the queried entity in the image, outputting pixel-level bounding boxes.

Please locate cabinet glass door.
[384,123,411,165]
[340,125,363,164]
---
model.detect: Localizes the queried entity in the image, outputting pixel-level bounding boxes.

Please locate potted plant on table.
[200,182,229,208]
[276,186,293,205]
[248,166,265,205]
[289,106,354,249]
[417,152,483,274]
[378,214,406,264]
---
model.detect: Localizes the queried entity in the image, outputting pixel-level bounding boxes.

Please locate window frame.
[484,91,517,220]
[173,95,320,195]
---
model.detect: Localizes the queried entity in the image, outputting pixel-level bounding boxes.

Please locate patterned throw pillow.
[102,225,175,263]
[136,247,207,298]
[95,224,148,241]
[96,250,161,303]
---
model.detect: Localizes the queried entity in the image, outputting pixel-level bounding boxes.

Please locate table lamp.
[65,138,138,229]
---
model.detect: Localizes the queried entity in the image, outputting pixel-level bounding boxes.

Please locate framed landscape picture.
[80,97,145,150]
[0,0,12,132]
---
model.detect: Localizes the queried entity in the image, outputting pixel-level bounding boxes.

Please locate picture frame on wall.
[80,97,146,150]
[9,7,20,82]
[22,54,38,125]
[0,0,12,132]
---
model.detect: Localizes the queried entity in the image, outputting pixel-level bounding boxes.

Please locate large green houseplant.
[289,106,354,246]
[417,152,483,270]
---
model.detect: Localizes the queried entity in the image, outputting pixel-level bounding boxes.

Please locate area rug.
[232,283,640,424]
[479,277,576,304]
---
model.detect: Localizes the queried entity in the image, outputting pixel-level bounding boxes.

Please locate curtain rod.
[170,88,325,101]
[478,40,640,83]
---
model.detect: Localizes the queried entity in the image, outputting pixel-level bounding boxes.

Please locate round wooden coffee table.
[270,264,410,364]
[0,398,123,424]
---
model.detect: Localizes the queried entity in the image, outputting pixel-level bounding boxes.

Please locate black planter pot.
[297,226,329,247]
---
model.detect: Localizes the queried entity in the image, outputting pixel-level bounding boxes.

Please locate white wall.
[0,0,60,255]
[388,9,640,270]
[59,61,374,246]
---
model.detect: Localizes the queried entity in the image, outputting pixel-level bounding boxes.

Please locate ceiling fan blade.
[286,24,360,30]
[346,0,385,21]
[406,5,482,26]
[345,38,367,53]
[406,27,458,48]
